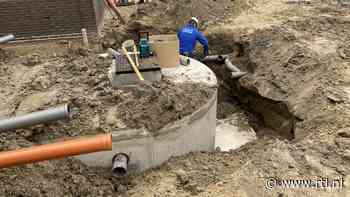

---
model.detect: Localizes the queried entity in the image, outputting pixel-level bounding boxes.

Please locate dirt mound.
[101,0,255,48]
[0,158,118,196]
[120,1,350,196]
[127,0,254,33]
[0,43,213,142]
[0,48,15,63]
[0,41,213,196]
[115,80,214,132]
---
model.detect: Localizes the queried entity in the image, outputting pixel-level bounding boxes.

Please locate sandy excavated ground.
[114,1,350,196]
[0,34,213,196]
[1,0,350,196]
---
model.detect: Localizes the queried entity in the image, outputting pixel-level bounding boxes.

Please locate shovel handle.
[122,47,144,81]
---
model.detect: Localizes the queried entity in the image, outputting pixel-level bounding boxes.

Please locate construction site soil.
[1,0,350,196]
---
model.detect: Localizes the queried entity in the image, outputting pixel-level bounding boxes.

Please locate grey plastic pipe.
[202,55,229,63]
[0,34,15,44]
[224,59,247,79]
[202,54,247,79]
[231,72,247,79]
[0,104,71,131]
[112,153,129,177]
[224,58,241,73]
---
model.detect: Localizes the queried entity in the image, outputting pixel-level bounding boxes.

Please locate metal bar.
[0,104,72,132]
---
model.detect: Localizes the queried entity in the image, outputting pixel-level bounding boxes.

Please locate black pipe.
[112,153,130,177]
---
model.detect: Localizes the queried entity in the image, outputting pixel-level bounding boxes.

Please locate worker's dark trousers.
[180,52,194,58]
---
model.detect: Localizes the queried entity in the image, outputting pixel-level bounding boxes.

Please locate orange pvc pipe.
[0,134,112,169]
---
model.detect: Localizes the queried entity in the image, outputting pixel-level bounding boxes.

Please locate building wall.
[0,0,104,39]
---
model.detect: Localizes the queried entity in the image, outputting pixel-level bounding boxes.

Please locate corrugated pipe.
[0,34,15,44]
[0,134,112,168]
[0,104,72,132]
[112,153,130,177]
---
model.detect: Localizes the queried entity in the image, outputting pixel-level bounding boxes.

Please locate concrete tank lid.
[161,57,217,87]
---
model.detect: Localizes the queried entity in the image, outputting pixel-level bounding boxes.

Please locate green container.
[139,38,150,59]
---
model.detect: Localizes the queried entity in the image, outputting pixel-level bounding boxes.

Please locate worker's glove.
[203,48,209,57]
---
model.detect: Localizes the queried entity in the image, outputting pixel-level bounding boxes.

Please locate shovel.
[122,40,144,81]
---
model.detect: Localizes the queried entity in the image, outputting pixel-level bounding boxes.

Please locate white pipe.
[0,34,15,44]
[224,58,241,73]
[81,29,89,49]
[231,72,247,79]
[203,55,229,62]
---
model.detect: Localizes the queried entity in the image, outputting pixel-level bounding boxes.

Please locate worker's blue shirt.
[177,24,209,56]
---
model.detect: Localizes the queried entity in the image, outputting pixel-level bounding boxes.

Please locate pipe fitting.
[224,58,241,73]
[0,34,15,44]
[0,103,72,132]
[112,153,130,177]
[202,55,229,63]
[231,71,247,79]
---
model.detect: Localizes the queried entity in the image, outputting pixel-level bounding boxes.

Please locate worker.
[177,17,209,58]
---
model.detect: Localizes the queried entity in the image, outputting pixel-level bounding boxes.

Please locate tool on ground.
[0,34,15,44]
[0,104,72,132]
[122,40,144,81]
[133,43,140,67]
[0,134,112,169]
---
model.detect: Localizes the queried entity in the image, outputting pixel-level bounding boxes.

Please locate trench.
[206,41,298,141]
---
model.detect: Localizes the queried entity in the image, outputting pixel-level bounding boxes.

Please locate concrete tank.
[76,57,217,173]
